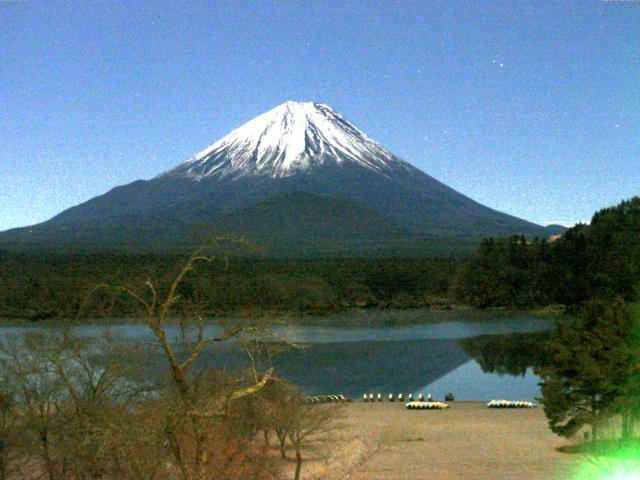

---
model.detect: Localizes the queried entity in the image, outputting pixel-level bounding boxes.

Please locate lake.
[0,314,554,402]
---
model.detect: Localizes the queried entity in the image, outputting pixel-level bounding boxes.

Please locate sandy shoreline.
[302,401,582,480]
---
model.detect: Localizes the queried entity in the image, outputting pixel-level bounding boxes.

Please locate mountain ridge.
[0,101,564,256]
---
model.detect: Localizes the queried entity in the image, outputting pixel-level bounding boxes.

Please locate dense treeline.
[4,196,639,319]
[0,252,460,319]
[455,196,640,309]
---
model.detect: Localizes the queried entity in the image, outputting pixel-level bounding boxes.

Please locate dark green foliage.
[0,254,461,319]
[612,301,640,439]
[581,198,640,301]
[453,236,557,308]
[455,196,640,309]
[538,298,636,439]
[461,332,551,376]
[550,224,591,306]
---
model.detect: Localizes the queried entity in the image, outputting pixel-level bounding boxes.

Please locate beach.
[301,401,582,480]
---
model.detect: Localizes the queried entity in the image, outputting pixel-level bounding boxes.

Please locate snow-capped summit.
[163,101,408,180]
[0,100,559,256]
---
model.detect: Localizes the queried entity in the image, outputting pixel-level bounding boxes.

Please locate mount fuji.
[0,101,563,256]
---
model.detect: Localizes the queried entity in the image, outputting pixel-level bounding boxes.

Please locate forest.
[0,253,460,320]
[2,196,639,320]
[455,196,640,309]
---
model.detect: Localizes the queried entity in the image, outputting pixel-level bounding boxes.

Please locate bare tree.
[0,332,69,480]
[83,237,276,480]
[0,237,346,480]
[0,330,156,480]
[50,333,153,479]
[249,378,301,459]
[264,383,343,480]
[288,403,343,480]
[0,388,17,480]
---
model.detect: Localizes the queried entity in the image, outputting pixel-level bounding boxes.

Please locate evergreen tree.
[539,298,634,440]
[454,196,640,309]
[612,301,640,439]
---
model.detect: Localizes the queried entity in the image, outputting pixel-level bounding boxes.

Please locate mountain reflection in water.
[0,320,553,401]
[191,331,551,399]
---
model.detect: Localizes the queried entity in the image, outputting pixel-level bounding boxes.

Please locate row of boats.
[486,400,537,408]
[302,394,537,409]
[363,393,432,402]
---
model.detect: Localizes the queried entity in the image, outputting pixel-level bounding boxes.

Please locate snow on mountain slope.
[162,101,412,180]
[0,100,559,255]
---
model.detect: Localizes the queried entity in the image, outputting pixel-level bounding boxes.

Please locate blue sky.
[1,0,638,231]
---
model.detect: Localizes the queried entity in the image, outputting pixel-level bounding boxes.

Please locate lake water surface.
[0,314,554,401]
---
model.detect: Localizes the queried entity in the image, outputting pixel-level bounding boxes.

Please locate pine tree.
[539,298,634,440]
[613,301,640,439]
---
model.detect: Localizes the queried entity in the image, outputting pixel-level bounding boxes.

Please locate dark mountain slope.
[0,101,563,256]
